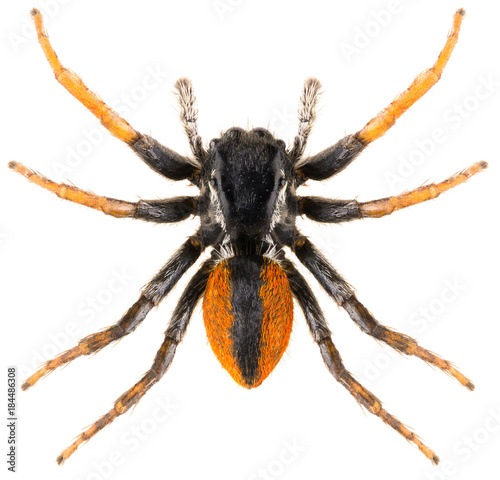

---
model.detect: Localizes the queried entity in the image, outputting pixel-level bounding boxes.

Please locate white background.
[1,0,499,479]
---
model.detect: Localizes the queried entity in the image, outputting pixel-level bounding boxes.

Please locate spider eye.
[252,128,268,137]
[210,177,217,187]
[278,176,286,188]
[209,139,219,149]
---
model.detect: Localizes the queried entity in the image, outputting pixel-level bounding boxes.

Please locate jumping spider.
[11,8,485,465]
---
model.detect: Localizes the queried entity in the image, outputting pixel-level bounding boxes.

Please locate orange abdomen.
[203,256,293,388]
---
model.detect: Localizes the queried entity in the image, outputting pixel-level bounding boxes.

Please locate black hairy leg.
[293,237,474,390]
[21,237,204,391]
[283,259,440,465]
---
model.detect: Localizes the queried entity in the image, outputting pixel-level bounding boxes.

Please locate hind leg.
[56,259,211,464]
[283,259,440,464]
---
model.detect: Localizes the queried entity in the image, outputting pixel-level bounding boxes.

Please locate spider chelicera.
[12,8,486,465]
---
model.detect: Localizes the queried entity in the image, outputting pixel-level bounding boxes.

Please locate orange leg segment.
[9,161,136,218]
[356,9,465,145]
[21,297,154,392]
[31,8,140,145]
[320,337,439,464]
[343,296,475,390]
[359,161,487,218]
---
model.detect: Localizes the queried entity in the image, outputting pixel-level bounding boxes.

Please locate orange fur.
[203,261,244,385]
[257,260,294,386]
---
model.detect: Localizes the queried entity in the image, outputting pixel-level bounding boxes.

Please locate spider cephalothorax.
[200,127,295,247]
[13,8,485,466]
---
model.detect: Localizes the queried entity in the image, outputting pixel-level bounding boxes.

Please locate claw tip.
[478,160,488,170]
[466,381,475,391]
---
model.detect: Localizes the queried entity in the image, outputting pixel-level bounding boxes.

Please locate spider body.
[200,127,296,387]
[13,8,486,466]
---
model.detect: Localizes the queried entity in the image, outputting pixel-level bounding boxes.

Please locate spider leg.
[174,78,206,162]
[283,259,439,464]
[356,9,464,145]
[357,161,486,219]
[299,161,487,223]
[56,260,211,464]
[293,236,474,390]
[296,9,464,181]
[21,236,204,391]
[289,78,322,162]
[31,9,200,181]
[9,161,197,222]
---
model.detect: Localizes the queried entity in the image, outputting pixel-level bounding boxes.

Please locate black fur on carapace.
[197,127,298,249]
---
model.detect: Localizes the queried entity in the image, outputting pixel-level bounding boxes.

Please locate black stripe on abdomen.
[228,256,264,387]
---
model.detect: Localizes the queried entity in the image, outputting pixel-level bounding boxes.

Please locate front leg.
[31,9,199,181]
[295,10,465,181]
[283,258,440,464]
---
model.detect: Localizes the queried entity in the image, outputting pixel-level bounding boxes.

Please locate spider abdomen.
[203,255,293,388]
